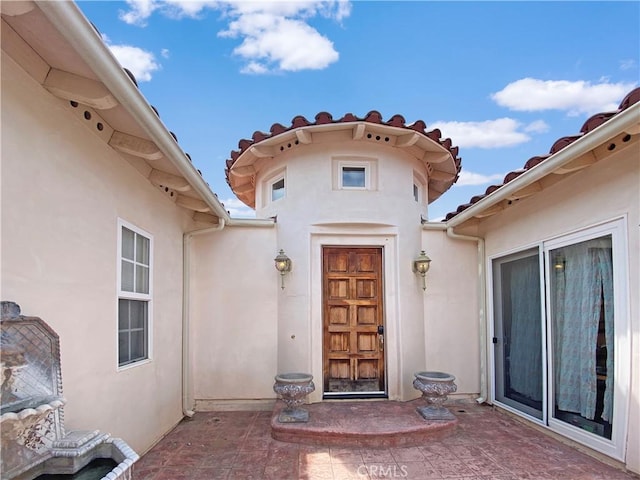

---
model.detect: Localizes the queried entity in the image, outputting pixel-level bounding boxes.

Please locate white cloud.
[620,59,637,71]
[454,170,504,187]
[430,118,531,149]
[524,120,549,134]
[119,0,350,73]
[492,78,636,116]
[108,44,160,82]
[119,0,160,26]
[222,13,339,72]
[221,197,256,218]
[161,48,170,58]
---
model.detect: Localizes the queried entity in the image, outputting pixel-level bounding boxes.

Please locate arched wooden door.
[322,246,386,397]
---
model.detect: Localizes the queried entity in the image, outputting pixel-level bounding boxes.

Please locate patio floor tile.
[133,403,639,479]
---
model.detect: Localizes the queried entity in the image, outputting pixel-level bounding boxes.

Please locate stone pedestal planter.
[413,371,457,421]
[273,373,315,423]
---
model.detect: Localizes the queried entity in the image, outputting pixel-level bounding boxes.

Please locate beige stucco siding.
[476,147,639,472]
[1,52,193,454]
[422,229,480,396]
[192,138,477,403]
[189,227,278,407]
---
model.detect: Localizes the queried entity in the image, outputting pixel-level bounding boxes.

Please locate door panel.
[492,249,544,420]
[323,246,385,396]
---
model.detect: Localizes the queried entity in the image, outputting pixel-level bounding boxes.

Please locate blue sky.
[77,1,639,220]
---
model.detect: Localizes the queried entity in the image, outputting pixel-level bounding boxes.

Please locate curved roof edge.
[225,111,462,208]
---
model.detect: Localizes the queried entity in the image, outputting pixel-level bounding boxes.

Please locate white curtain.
[508,255,542,402]
[554,237,614,422]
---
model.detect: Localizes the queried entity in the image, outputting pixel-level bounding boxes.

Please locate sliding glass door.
[548,235,613,440]
[491,219,629,460]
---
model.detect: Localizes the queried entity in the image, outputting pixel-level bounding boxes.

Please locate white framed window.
[413,171,426,203]
[271,176,285,202]
[342,166,366,188]
[117,219,152,368]
[333,157,377,191]
[262,168,286,206]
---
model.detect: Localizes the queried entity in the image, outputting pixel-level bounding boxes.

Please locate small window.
[332,157,377,191]
[413,171,426,204]
[118,220,152,367]
[272,177,285,201]
[342,166,366,188]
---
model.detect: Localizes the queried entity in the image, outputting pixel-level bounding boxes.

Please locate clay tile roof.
[339,113,360,122]
[315,112,334,124]
[444,86,640,222]
[291,115,312,128]
[503,169,525,184]
[387,114,406,128]
[224,111,464,203]
[410,120,428,133]
[364,111,384,123]
[270,123,288,136]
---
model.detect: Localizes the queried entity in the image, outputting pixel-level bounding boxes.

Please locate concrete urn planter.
[413,371,457,421]
[273,373,315,423]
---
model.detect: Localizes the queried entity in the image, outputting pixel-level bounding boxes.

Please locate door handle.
[377,325,384,335]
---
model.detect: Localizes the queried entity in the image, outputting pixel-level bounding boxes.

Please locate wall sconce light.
[413,250,431,291]
[274,249,292,290]
[553,254,565,273]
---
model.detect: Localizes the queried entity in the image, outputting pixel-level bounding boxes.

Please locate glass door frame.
[489,245,548,424]
[543,218,630,461]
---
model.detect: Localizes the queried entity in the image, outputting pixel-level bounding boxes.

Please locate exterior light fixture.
[553,254,565,273]
[274,249,292,290]
[413,250,431,291]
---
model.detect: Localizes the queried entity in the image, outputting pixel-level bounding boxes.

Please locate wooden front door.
[322,246,385,396]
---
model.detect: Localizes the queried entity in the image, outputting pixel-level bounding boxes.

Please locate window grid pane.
[342,167,366,188]
[136,234,150,265]
[122,227,135,260]
[272,178,285,201]
[121,260,134,292]
[118,298,148,366]
[135,265,149,294]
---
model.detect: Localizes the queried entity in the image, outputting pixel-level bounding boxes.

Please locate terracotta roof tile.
[444,87,640,221]
[224,111,463,197]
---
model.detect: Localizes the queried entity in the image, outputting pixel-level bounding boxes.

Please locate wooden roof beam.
[230,165,256,178]
[552,153,596,175]
[148,169,191,192]
[296,128,312,144]
[352,124,366,140]
[249,145,276,158]
[395,132,420,148]
[44,68,118,110]
[424,152,451,164]
[506,181,542,201]
[175,195,210,212]
[109,131,163,161]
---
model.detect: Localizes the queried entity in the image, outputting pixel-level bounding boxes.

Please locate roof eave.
[35,0,231,222]
[445,102,640,229]
[228,121,459,207]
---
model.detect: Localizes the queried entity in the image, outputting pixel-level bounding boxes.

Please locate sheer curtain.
[508,255,542,402]
[553,237,614,422]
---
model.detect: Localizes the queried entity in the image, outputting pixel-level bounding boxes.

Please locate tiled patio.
[134,401,638,480]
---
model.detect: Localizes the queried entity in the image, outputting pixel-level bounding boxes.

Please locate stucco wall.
[476,146,639,472]
[1,53,192,454]
[191,137,479,403]
[422,229,480,396]
[189,226,278,407]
